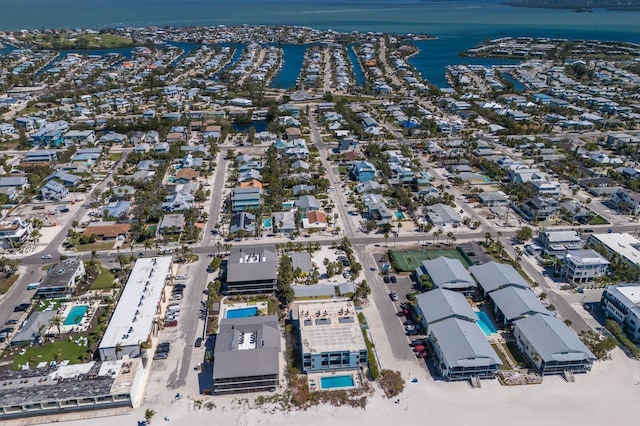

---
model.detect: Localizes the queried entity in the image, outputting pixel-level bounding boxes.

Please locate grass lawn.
[390,249,470,272]
[491,343,512,370]
[13,339,90,370]
[108,152,123,162]
[35,299,63,312]
[0,273,19,295]
[338,166,348,175]
[75,241,115,252]
[588,215,609,225]
[90,266,116,290]
[504,341,528,367]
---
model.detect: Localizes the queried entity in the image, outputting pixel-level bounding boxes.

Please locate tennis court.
[390,249,471,272]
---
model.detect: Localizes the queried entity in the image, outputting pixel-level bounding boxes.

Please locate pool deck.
[219,300,269,323]
[307,369,364,391]
[57,301,99,334]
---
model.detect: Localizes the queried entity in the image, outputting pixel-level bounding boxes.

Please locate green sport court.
[390,249,471,272]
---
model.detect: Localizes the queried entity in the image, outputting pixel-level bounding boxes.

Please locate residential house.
[35,259,86,300]
[226,245,278,295]
[82,222,130,240]
[537,230,583,256]
[158,214,184,236]
[213,316,281,394]
[561,249,609,284]
[295,301,367,373]
[229,212,256,235]
[429,318,502,381]
[101,200,131,220]
[609,189,640,215]
[521,197,559,221]
[272,211,296,234]
[175,168,200,183]
[601,284,640,342]
[355,181,381,194]
[296,195,321,213]
[414,288,476,335]
[302,211,327,230]
[489,286,550,327]
[232,187,261,212]
[350,161,376,182]
[40,180,68,200]
[513,314,595,375]
[0,217,33,248]
[63,130,95,145]
[478,191,509,207]
[21,150,57,164]
[469,261,531,297]
[415,256,476,297]
[98,132,127,144]
[588,233,640,268]
[426,203,462,227]
[0,176,29,191]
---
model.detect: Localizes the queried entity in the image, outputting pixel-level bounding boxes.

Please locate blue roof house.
[351,161,376,182]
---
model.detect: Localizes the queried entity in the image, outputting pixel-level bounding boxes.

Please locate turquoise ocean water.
[2,0,640,87]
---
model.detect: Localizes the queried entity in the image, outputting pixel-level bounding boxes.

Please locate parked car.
[406,329,419,336]
[163,320,178,327]
[403,320,414,326]
[416,351,428,358]
[4,319,18,325]
[390,291,398,301]
[195,337,203,347]
[405,325,416,331]
[383,276,391,284]
[14,303,30,312]
[153,352,169,360]
[410,339,425,347]
[176,274,188,280]
[157,342,170,351]
[41,254,53,260]
[390,276,397,284]
[412,345,425,352]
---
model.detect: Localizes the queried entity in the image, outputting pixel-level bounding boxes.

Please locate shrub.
[379,369,404,398]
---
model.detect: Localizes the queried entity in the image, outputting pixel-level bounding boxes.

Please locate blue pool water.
[64,305,89,326]
[475,311,497,336]
[263,218,272,228]
[226,307,259,319]
[282,201,294,209]
[395,212,406,220]
[321,375,354,389]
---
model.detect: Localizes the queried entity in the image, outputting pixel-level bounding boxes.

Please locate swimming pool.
[395,211,406,220]
[226,307,259,319]
[320,375,354,389]
[282,201,294,209]
[475,311,497,336]
[263,218,272,228]
[64,305,89,326]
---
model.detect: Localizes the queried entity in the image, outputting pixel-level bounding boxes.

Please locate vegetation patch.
[378,369,405,398]
[13,338,90,369]
[90,266,116,290]
[0,273,19,295]
[390,249,471,272]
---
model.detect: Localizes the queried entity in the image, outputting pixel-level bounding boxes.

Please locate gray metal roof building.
[226,245,278,295]
[513,314,596,375]
[429,317,502,381]
[416,256,476,296]
[415,288,476,333]
[291,252,313,274]
[213,315,281,394]
[469,261,530,295]
[489,286,550,326]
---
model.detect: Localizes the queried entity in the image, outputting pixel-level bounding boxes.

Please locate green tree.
[516,226,533,242]
[145,408,156,424]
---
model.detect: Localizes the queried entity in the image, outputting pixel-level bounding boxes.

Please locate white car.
[176,274,188,280]
[41,254,53,260]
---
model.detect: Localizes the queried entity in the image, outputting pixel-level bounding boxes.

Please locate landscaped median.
[358,312,380,379]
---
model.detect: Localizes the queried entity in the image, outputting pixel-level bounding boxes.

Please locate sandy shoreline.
[12,345,631,426]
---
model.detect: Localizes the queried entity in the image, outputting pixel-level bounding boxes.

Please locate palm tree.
[484,232,492,246]
[115,342,123,360]
[30,229,42,250]
[144,408,156,424]
[144,238,152,254]
[115,253,128,272]
[48,315,64,338]
[446,231,454,246]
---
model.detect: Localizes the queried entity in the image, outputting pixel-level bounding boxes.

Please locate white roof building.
[98,257,173,361]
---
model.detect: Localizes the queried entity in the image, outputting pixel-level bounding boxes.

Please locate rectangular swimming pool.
[394,211,405,220]
[475,311,497,336]
[64,305,89,326]
[226,307,259,319]
[320,375,354,389]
